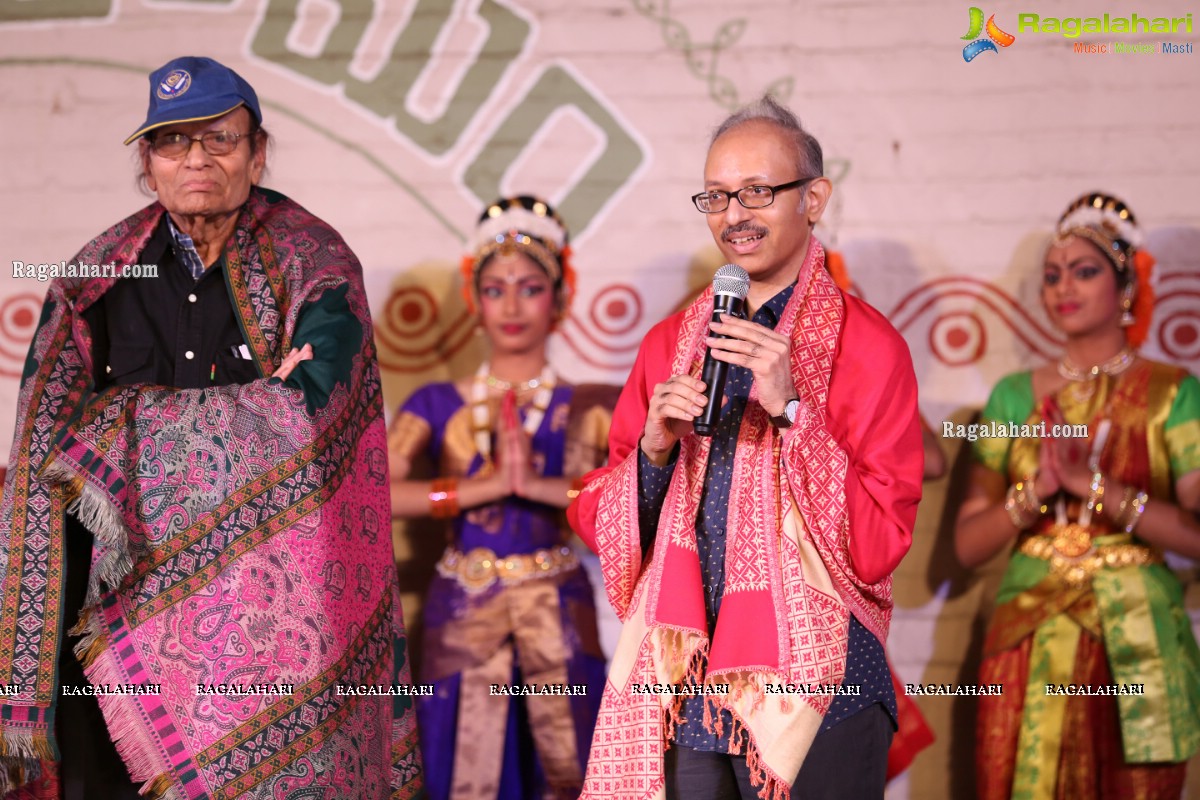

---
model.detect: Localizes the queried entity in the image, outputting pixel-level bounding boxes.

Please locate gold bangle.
[430,478,460,519]
[1024,478,1043,516]
[1085,471,1106,518]
[566,477,585,501]
[1112,486,1136,527]
[1123,490,1149,533]
[1005,479,1042,530]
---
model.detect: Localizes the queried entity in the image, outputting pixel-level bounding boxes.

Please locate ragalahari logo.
[962,7,1016,61]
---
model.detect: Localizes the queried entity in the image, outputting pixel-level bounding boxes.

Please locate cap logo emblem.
[156,69,192,100]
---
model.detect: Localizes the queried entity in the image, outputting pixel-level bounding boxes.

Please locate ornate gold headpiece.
[1054,192,1142,273]
[459,196,575,317]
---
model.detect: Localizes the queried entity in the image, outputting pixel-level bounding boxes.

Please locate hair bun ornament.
[557,244,577,321]
[460,253,479,313]
[825,249,852,292]
[1126,249,1156,350]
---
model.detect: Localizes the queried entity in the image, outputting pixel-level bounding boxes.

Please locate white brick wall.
[2,1,1198,795]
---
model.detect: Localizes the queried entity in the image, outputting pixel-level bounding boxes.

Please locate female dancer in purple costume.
[388,196,608,800]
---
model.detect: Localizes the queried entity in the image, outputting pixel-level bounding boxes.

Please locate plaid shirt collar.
[164,214,208,281]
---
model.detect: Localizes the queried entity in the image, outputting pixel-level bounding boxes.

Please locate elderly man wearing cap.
[0,56,423,799]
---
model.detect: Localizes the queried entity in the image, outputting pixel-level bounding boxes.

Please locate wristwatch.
[770,398,802,429]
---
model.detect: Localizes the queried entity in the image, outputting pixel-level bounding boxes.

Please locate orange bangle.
[430,478,460,519]
[567,477,585,501]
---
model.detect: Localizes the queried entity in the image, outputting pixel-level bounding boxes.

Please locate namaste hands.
[494,390,535,498]
[1035,396,1093,500]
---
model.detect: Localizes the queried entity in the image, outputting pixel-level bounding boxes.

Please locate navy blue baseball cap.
[124,56,262,145]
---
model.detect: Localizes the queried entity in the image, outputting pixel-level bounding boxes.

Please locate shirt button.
[188,293,197,303]
[185,350,195,360]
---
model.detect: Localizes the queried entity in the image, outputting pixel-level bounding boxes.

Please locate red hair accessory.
[1125,249,1156,349]
[557,244,577,323]
[826,249,853,292]
[460,254,478,313]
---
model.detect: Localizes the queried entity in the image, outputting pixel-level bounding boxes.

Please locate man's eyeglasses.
[149,131,251,159]
[692,177,819,214]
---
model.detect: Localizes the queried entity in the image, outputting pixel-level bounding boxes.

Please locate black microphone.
[693,264,749,437]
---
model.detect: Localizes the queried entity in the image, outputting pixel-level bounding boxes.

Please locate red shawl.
[569,238,922,798]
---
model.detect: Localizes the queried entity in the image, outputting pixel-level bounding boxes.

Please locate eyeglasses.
[149,130,251,159]
[691,177,819,214]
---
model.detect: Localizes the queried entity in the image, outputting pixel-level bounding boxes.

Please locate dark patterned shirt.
[636,284,896,752]
[84,217,258,391]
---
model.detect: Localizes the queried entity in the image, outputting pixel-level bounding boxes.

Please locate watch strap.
[769,398,799,429]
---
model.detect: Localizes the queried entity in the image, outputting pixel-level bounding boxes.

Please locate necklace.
[1057,347,1134,403]
[1057,347,1135,382]
[470,362,556,464]
[482,373,543,392]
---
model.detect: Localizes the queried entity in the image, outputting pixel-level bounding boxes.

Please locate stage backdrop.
[2,1,1198,796]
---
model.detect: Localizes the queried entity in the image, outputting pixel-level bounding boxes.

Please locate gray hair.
[711,95,823,179]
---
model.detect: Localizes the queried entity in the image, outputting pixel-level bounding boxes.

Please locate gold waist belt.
[437,545,579,594]
[1017,526,1163,586]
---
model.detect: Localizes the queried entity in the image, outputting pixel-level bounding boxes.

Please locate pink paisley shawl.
[0,188,422,799]
[569,238,921,799]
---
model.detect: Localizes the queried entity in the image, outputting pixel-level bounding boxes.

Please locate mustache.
[721,222,767,242]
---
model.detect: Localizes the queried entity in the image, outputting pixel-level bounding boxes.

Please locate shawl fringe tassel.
[40,457,134,595]
[662,631,708,741]
[68,606,108,670]
[0,730,50,795]
[721,703,789,800]
[76,613,179,798]
[698,671,790,800]
[142,771,184,800]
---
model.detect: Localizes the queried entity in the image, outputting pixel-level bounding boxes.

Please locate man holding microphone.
[569,96,923,799]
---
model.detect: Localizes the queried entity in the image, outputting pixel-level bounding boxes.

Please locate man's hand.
[707,315,796,417]
[272,343,313,381]
[642,375,705,465]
